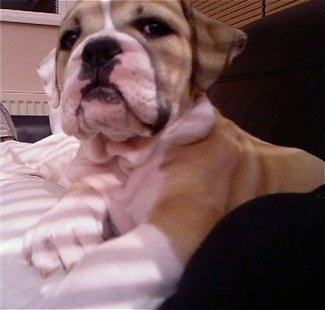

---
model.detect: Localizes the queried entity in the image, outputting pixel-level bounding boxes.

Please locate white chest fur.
[66,96,216,235]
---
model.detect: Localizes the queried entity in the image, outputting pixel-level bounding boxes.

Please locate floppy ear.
[193,10,247,90]
[37,48,60,108]
[38,48,63,133]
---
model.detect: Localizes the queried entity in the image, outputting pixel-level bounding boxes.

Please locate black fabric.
[11,115,51,143]
[160,185,325,310]
[208,0,325,160]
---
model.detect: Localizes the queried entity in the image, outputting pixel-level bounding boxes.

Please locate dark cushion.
[208,0,325,160]
[160,186,325,310]
[11,115,52,143]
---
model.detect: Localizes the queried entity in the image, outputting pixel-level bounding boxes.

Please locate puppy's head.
[40,0,246,141]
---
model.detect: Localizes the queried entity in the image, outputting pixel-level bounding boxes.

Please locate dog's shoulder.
[160,110,324,205]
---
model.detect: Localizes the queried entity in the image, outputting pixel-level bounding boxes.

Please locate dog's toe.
[54,241,85,271]
[30,237,61,277]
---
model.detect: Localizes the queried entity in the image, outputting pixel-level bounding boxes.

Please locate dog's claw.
[40,269,50,278]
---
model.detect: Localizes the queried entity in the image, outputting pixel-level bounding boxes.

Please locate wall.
[1,21,58,92]
[0,0,76,115]
[0,22,58,114]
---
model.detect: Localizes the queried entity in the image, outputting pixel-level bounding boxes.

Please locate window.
[0,0,75,25]
[1,1,309,27]
[0,0,58,13]
[193,0,309,28]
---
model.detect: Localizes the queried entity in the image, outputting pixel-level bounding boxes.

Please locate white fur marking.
[101,0,115,30]
[34,224,183,309]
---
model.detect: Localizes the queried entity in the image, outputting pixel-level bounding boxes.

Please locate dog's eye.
[134,18,174,38]
[60,27,81,51]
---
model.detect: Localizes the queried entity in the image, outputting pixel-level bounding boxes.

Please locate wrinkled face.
[57,0,193,141]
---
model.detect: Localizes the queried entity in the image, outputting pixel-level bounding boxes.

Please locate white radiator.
[0,92,49,115]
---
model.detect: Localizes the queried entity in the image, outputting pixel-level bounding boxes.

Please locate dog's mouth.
[81,83,124,105]
[78,82,170,138]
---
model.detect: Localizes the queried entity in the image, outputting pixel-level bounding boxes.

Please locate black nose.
[82,37,122,68]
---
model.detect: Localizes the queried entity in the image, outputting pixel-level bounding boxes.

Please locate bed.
[1,133,80,308]
[1,134,176,309]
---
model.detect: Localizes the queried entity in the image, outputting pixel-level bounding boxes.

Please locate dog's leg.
[34,224,183,309]
[23,186,109,277]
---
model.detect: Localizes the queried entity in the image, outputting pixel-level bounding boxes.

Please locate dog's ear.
[37,48,60,108]
[38,49,63,133]
[193,10,247,90]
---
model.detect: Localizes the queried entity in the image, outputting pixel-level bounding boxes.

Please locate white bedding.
[0,133,177,309]
[0,134,79,308]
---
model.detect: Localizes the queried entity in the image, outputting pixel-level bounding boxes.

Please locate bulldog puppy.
[23,0,324,308]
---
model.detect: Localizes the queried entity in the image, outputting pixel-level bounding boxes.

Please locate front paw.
[23,192,107,277]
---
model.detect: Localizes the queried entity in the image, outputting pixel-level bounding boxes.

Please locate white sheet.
[0,134,79,308]
[1,133,181,309]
